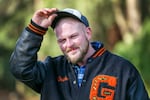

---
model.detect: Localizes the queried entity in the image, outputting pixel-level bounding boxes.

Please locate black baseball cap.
[51,8,89,29]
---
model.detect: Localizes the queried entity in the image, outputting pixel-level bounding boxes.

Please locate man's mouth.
[66,48,78,53]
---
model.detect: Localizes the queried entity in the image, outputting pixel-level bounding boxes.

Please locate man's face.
[54,18,91,64]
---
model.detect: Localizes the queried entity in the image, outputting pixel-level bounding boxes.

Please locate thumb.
[48,13,57,26]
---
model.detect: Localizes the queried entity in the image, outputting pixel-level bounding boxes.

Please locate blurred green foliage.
[0,0,34,91]
[113,19,150,94]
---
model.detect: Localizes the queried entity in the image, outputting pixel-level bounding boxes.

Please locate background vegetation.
[0,0,149,99]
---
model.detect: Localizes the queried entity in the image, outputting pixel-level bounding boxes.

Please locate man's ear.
[86,27,92,40]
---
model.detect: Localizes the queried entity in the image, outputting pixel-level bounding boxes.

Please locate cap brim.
[51,11,81,29]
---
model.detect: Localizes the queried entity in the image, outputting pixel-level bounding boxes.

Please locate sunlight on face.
[54,18,91,64]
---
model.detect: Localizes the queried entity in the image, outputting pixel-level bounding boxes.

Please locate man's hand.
[32,8,58,28]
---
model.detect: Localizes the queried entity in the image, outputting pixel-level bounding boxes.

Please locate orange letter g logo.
[90,75,117,100]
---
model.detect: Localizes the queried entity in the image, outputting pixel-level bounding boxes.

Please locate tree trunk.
[126,0,141,36]
[112,0,141,42]
[112,0,128,37]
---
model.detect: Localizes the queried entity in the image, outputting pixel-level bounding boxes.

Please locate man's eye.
[71,35,77,39]
[58,39,65,43]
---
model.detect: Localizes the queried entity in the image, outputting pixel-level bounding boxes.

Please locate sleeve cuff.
[26,20,48,35]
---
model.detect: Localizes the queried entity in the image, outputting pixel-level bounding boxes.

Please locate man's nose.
[66,39,74,48]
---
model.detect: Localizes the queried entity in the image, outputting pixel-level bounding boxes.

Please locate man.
[10,8,149,100]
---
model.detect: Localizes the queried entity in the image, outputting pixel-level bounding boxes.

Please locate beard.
[64,39,89,64]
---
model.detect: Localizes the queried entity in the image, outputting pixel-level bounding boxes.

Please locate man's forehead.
[55,17,82,28]
[54,20,82,37]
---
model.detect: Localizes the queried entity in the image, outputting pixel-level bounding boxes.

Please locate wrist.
[26,20,48,35]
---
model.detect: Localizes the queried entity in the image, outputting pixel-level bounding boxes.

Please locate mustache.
[66,47,78,53]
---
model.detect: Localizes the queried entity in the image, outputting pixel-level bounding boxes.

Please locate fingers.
[41,8,58,26]
[47,13,57,22]
[37,8,58,18]
[31,8,58,28]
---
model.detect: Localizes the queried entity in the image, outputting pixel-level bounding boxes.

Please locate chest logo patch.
[90,75,117,100]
